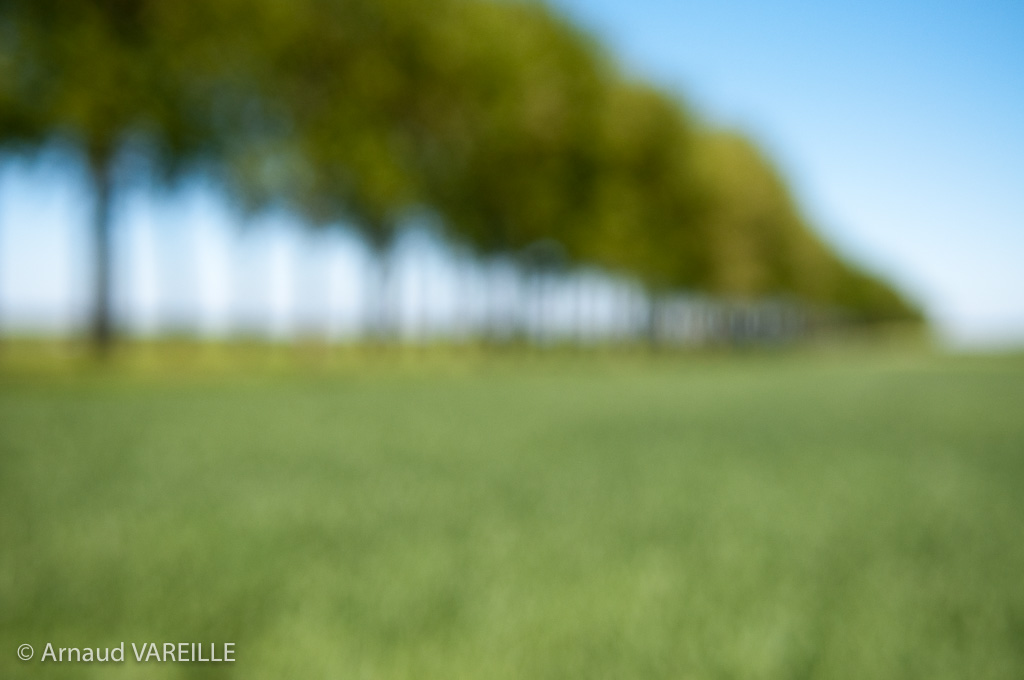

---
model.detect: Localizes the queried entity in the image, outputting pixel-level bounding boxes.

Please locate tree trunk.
[573,275,586,348]
[363,247,393,344]
[88,153,115,357]
[646,292,662,350]
[482,260,506,345]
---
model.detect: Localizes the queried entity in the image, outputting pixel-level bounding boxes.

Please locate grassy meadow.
[2,348,1023,678]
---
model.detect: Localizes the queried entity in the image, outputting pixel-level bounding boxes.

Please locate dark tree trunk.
[531,270,545,346]
[573,275,586,347]
[646,292,662,350]
[482,260,506,345]
[88,153,115,357]
[363,247,394,344]
[452,255,473,342]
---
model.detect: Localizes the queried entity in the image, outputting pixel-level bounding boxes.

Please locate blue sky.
[548,0,1024,345]
[1,0,1021,345]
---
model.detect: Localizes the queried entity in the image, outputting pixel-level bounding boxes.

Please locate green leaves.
[0,0,921,326]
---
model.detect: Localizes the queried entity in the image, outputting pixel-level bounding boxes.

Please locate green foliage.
[0,0,924,329]
[417,0,610,258]
[1,0,220,169]
[2,354,1023,678]
[831,266,924,324]
[689,132,922,323]
[576,81,707,288]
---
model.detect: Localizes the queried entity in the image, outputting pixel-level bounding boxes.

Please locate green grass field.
[2,350,1024,679]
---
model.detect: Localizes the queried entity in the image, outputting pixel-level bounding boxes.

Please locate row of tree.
[0,0,921,351]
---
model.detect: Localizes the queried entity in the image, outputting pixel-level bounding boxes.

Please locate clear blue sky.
[1,0,1021,346]
[549,0,1024,345]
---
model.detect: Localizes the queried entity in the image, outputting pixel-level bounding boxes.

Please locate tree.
[2,0,920,352]
[693,131,921,322]
[407,0,610,339]
[0,1,241,352]
[573,82,707,285]
[210,0,447,339]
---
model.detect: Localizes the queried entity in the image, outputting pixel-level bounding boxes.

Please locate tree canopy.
[0,0,922,349]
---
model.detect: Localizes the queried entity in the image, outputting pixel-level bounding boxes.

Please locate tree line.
[0,0,922,351]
